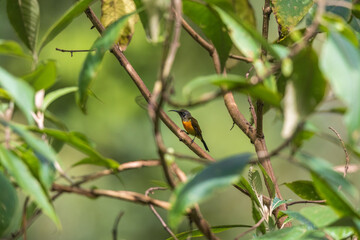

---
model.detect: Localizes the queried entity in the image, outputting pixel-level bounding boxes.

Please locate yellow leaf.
[101,0,138,51]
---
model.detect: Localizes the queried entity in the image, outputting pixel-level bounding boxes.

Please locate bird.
[170,109,209,152]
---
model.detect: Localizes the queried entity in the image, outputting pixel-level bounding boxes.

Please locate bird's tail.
[201,138,210,152]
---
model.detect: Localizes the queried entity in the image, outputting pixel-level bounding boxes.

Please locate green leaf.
[0,39,31,58]
[328,217,360,237]
[77,12,135,112]
[39,0,96,50]
[0,171,18,237]
[23,60,57,91]
[0,146,59,227]
[42,86,78,111]
[166,224,252,240]
[0,66,35,124]
[212,5,260,59]
[1,122,58,165]
[101,0,138,51]
[281,210,316,230]
[300,205,356,238]
[252,202,266,234]
[255,225,309,239]
[248,168,263,195]
[6,0,39,52]
[258,163,275,198]
[299,155,360,218]
[282,48,326,138]
[325,0,352,22]
[30,128,119,169]
[133,0,169,43]
[271,197,289,211]
[169,153,251,227]
[291,123,318,151]
[285,180,322,200]
[271,0,314,38]
[232,0,256,27]
[183,0,232,70]
[320,31,360,140]
[183,74,281,107]
[237,177,261,208]
[72,157,119,169]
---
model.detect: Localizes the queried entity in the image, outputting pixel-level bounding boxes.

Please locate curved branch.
[52,183,171,210]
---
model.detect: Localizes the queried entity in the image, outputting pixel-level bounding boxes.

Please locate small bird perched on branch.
[170,109,209,152]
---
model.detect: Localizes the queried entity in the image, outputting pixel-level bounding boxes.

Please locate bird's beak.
[169,110,179,113]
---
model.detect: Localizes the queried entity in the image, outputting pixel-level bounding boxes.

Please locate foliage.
[1,0,360,239]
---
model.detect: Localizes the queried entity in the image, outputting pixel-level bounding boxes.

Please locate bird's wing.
[190,117,203,138]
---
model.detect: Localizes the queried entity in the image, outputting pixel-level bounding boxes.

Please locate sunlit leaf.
[77,12,135,112]
[0,66,34,124]
[320,31,360,140]
[101,0,138,51]
[169,153,251,227]
[42,86,77,111]
[0,146,60,227]
[285,180,322,200]
[0,171,18,237]
[183,0,232,71]
[271,0,313,38]
[248,168,263,196]
[23,60,57,91]
[39,0,96,50]
[0,39,31,58]
[6,0,39,52]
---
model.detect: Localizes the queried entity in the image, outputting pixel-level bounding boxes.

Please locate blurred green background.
[1,0,358,239]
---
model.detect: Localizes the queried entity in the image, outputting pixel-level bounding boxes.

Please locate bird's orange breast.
[182,120,196,136]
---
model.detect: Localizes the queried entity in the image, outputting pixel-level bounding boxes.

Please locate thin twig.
[234,216,265,240]
[55,48,94,57]
[286,200,326,207]
[329,127,350,177]
[145,187,178,240]
[112,211,125,240]
[229,54,252,63]
[73,160,161,186]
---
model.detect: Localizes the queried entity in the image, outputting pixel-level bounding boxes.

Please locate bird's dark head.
[169,109,192,120]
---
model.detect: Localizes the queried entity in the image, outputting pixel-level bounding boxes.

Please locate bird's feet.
[180,129,189,135]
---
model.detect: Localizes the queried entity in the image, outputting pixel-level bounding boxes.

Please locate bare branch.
[55,48,94,57]
[73,160,161,186]
[52,183,171,210]
[286,200,326,207]
[145,187,178,240]
[329,127,350,177]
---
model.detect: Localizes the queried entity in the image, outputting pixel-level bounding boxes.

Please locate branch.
[145,187,178,240]
[286,200,325,207]
[73,160,161,186]
[84,7,214,161]
[329,127,350,177]
[55,48,94,57]
[52,183,171,210]
[234,216,266,240]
